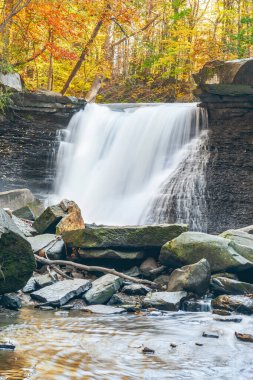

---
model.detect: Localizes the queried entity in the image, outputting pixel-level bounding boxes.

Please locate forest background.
[0,0,253,102]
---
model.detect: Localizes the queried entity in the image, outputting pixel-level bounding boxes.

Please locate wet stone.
[121,284,150,296]
[83,305,125,314]
[143,291,187,311]
[28,234,65,260]
[23,277,37,293]
[31,279,91,306]
[107,292,143,307]
[1,294,21,310]
[84,274,123,305]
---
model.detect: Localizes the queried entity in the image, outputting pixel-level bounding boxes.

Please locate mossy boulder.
[159,232,253,273]
[0,208,35,294]
[62,224,188,249]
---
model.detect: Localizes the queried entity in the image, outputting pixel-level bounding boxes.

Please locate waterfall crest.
[54,103,208,228]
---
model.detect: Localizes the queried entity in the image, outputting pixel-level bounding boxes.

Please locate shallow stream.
[0,308,253,379]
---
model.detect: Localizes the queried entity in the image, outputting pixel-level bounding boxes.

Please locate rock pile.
[1,189,253,317]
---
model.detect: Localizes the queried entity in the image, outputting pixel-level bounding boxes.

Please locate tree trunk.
[61,19,103,95]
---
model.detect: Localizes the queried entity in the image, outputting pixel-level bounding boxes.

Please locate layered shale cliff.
[0,91,85,195]
[195,59,253,233]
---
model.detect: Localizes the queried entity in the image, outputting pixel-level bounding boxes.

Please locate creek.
[0,308,253,379]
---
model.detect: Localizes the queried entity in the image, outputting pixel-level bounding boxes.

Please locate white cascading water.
[54,103,208,229]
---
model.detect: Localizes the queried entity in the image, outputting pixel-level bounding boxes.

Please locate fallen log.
[34,255,159,289]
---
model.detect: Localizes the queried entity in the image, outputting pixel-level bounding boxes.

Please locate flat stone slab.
[83,305,125,314]
[143,291,187,311]
[0,189,34,210]
[28,234,65,259]
[84,274,123,305]
[62,224,188,249]
[31,279,91,306]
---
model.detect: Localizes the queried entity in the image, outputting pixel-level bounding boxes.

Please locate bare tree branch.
[111,14,160,48]
[34,255,159,288]
[0,0,32,33]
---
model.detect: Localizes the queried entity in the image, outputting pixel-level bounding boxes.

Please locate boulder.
[210,276,253,295]
[27,234,65,260]
[12,199,45,221]
[211,294,253,315]
[33,200,84,234]
[1,293,22,310]
[12,215,37,237]
[31,279,91,306]
[140,257,158,275]
[62,224,188,249]
[0,208,35,294]
[108,293,143,307]
[56,199,84,235]
[143,291,187,311]
[84,274,123,305]
[166,259,211,296]
[154,275,171,288]
[221,229,253,248]
[78,248,144,260]
[33,274,55,289]
[23,277,37,293]
[160,232,253,273]
[0,72,23,91]
[121,284,150,296]
[0,189,35,211]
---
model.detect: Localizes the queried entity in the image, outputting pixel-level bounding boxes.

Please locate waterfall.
[54,103,208,229]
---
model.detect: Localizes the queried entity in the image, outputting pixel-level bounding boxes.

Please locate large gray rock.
[62,224,188,249]
[167,259,211,296]
[31,279,91,306]
[78,248,144,260]
[12,215,37,237]
[13,200,45,221]
[160,232,253,273]
[33,200,84,234]
[0,189,35,211]
[27,234,65,259]
[221,229,253,248]
[210,276,253,295]
[0,208,35,294]
[211,294,253,315]
[143,291,187,311]
[0,72,23,91]
[84,274,123,305]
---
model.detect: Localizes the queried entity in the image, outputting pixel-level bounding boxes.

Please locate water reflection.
[0,309,253,379]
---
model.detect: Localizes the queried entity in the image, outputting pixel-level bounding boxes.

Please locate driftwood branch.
[34,255,158,288]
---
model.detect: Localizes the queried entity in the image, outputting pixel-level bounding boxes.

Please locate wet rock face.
[0,208,35,294]
[195,73,253,233]
[0,92,85,195]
